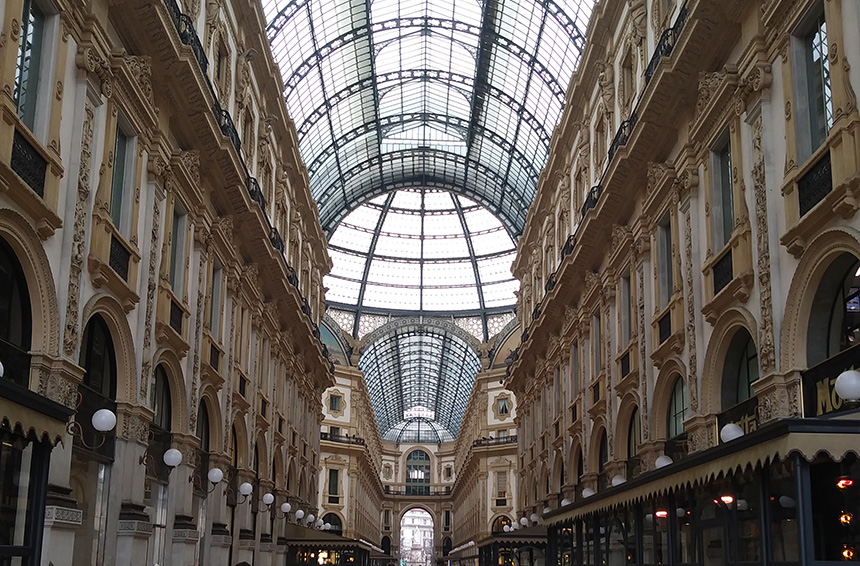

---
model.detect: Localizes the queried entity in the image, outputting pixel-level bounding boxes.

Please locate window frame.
[710,131,735,250]
[168,201,188,296]
[657,212,674,309]
[791,5,833,163]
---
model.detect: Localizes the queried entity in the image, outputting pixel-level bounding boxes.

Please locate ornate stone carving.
[695,71,724,118]
[234,45,257,107]
[123,54,154,107]
[63,101,95,357]
[757,387,789,423]
[181,0,201,18]
[844,58,857,117]
[645,162,669,198]
[751,114,775,373]
[629,0,647,44]
[180,150,200,185]
[636,263,649,440]
[584,271,600,294]
[121,412,151,443]
[597,61,615,114]
[189,240,208,432]
[683,209,699,412]
[140,182,163,401]
[611,225,632,252]
[76,46,113,98]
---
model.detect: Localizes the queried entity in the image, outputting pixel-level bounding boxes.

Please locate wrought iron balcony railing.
[11,130,46,197]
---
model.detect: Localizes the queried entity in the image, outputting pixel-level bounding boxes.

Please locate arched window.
[322,513,342,533]
[576,448,584,483]
[197,401,210,452]
[443,537,453,555]
[492,516,511,533]
[667,376,688,439]
[807,254,860,365]
[628,407,641,458]
[405,450,431,495]
[230,426,238,467]
[597,431,608,488]
[153,365,171,431]
[722,328,760,409]
[80,315,117,400]
[0,236,32,386]
[381,536,391,555]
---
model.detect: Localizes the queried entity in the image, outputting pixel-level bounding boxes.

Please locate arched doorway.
[323,513,343,534]
[381,536,391,555]
[400,508,434,566]
[0,235,32,386]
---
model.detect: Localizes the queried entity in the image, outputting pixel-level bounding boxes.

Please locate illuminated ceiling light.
[840,512,854,526]
[720,495,734,505]
[837,477,855,490]
[843,545,855,561]
[654,510,668,519]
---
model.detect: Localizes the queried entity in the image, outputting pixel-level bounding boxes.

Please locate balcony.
[383,485,451,496]
[471,435,518,447]
[11,130,46,197]
[320,431,366,446]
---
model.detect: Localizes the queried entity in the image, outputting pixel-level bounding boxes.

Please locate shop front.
[544,418,860,566]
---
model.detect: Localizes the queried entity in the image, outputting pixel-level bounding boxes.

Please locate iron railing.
[712,248,733,296]
[472,435,518,447]
[209,342,220,372]
[320,432,367,446]
[169,299,183,334]
[581,185,602,217]
[11,130,46,197]
[798,151,833,217]
[658,311,672,344]
[109,235,131,281]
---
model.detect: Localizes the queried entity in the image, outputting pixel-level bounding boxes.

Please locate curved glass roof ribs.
[325,188,519,338]
[384,416,455,443]
[264,0,593,236]
[359,325,481,438]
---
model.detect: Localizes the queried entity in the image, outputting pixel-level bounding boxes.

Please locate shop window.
[793,5,832,162]
[80,316,117,401]
[810,454,860,561]
[13,0,46,131]
[721,328,760,409]
[0,237,32,388]
[667,376,687,439]
[711,133,734,249]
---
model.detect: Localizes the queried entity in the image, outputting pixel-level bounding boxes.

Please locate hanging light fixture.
[720,423,744,443]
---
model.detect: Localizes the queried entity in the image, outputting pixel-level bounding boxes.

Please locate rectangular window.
[496,471,508,505]
[209,262,223,337]
[14,0,46,130]
[657,213,674,309]
[329,426,340,438]
[168,205,187,293]
[444,510,451,530]
[384,510,391,529]
[328,469,339,495]
[554,365,561,417]
[329,395,341,412]
[444,467,452,479]
[795,8,832,160]
[497,398,510,415]
[620,271,632,345]
[570,341,579,399]
[497,429,508,439]
[592,309,601,378]
[110,124,135,233]
[712,135,734,248]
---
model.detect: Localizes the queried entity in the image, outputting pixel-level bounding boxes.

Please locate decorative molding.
[751,113,776,373]
[683,208,699,412]
[636,262,649,440]
[63,100,95,357]
[140,181,163,402]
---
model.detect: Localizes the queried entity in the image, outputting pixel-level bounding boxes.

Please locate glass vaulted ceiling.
[325,188,520,335]
[263,0,593,236]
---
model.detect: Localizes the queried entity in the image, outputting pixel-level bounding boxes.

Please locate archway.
[322,512,343,534]
[400,508,434,566]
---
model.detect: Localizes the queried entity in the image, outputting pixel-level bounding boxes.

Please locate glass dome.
[384,417,455,444]
[325,188,519,323]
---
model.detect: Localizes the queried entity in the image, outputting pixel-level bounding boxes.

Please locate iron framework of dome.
[359,325,481,439]
[263,0,593,237]
[384,417,455,443]
[324,187,519,340]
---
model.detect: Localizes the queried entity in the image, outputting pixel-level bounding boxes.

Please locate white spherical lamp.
[324,523,331,530]
[295,509,305,520]
[611,475,626,487]
[239,482,254,496]
[207,467,224,484]
[835,370,860,402]
[316,518,324,528]
[503,525,511,532]
[162,448,182,468]
[655,455,673,468]
[529,513,539,524]
[91,409,117,432]
[281,502,292,513]
[720,423,745,443]
[560,498,572,507]
[262,493,275,505]
[519,517,529,526]
[0,360,4,378]
[307,514,315,523]
[582,487,595,498]
[511,522,519,530]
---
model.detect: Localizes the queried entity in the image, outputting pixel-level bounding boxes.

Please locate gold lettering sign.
[816,376,844,416]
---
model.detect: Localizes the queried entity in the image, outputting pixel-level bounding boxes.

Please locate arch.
[587,417,608,473]
[702,307,760,415]
[230,416,249,469]
[152,347,188,432]
[153,364,172,431]
[286,456,297,495]
[551,450,564,493]
[565,434,583,481]
[0,235,32,384]
[650,357,687,440]
[322,512,343,533]
[398,504,437,525]
[198,384,223,451]
[80,294,137,405]
[781,227,860,370]
[442,536,453,556]
[196,398,211,452]
[0,209,59,356]
[79,314,117,400]
[381,536,391,555]
[615,392,641,459]
[297,468,306,501]
[491,514,512,533]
